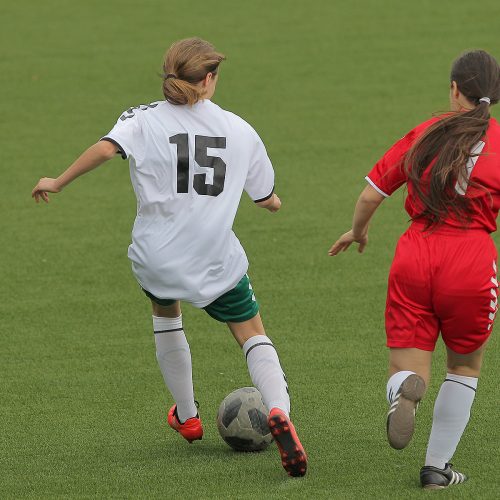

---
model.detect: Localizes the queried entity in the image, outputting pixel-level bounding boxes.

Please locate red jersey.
[366,116,500,232]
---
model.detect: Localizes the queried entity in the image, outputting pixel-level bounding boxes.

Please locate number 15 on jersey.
[169,134,227,197]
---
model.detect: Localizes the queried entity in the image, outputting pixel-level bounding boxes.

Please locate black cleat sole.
[269,414,307,477]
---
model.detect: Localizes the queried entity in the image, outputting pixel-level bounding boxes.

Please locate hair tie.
[165,73,177,79]
[479,97,491,105]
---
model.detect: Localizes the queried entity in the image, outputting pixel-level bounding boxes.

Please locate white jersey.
[102,99,274,307]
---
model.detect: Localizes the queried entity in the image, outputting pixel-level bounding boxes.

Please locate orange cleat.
[268,408,307,477]
[167,405,203,443]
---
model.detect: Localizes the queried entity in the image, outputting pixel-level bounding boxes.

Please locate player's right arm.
[328,126,421,255]
[328,185,385,255]
[244,127,280,213]
[32,140,118,203]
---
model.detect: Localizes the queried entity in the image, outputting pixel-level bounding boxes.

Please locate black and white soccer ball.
[217,387,273,452]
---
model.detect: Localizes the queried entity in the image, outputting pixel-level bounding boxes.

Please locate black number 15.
[169,134,226,196]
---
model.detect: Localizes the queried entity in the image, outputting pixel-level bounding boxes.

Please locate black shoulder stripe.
[253,186,274,203]
[100,137,127,159]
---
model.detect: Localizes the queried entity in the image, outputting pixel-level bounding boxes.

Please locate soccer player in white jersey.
[32,37,306,477]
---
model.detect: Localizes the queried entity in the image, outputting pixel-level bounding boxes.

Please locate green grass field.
[2,0,500,498]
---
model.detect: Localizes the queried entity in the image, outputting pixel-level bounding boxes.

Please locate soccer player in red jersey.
[329,50,500,489]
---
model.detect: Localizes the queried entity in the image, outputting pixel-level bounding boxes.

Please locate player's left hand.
[32,177,61,203]
[328,230,368,256]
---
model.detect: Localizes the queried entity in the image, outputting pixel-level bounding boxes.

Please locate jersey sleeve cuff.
[365,176,389,197]
[100,137,128,159]
[253,186,274,203]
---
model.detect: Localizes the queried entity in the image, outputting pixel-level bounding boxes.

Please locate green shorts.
[142,274,259,323]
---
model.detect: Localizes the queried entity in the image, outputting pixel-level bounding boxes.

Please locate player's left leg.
[421,342,488,489]
[384,228,438,450]
[150,298,202,443]
[386,348,431,450]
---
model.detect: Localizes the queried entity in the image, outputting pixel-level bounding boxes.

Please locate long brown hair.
[162,38,225,106]
[405,50,500,227]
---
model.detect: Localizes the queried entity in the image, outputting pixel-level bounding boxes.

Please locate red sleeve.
[365,130,416,197]
[366,117,442,197]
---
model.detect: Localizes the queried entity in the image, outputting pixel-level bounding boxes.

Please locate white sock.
[425,373,478,469]
[242,335,290,416]
[153,315,197,423]
[386,370,416,403]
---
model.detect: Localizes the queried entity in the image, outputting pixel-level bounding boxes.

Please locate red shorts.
[386,222,497,354]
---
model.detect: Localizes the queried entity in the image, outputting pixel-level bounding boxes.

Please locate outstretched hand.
[32,177,61,203]
[328,230,368,256]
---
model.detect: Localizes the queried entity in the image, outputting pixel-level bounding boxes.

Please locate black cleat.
[387,374,426,449]
[420,463,467,489]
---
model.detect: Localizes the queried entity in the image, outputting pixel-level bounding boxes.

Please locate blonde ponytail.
[162,38,225,105]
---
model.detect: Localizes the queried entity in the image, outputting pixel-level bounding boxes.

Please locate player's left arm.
[32,140,119,203]
[328,185,385,255]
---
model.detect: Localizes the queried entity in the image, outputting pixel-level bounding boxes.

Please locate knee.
[446,350,483,378]
[389,364,431,389]
[446,361,481,378]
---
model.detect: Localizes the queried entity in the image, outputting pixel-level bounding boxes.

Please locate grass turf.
[2,0,500,498]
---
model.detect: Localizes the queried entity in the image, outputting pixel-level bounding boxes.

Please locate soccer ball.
[217,387,273,452]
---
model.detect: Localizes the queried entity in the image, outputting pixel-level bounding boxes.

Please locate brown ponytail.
[405,50,500,228]
[162,38,225,105]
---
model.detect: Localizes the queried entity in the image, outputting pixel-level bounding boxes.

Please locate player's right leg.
[420,230,495,488]
[228,315,307,478]
[203,274,306,476]
[148,296,203,443]
[421,342,488,489]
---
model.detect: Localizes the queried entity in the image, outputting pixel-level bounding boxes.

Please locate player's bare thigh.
[227,313,266,347]
[151,300,181,318]
[150,300,265,346]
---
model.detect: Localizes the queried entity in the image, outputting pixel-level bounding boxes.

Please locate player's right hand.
[267,194,281,213]
[32,177,61,203]
[328,230,368,256]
